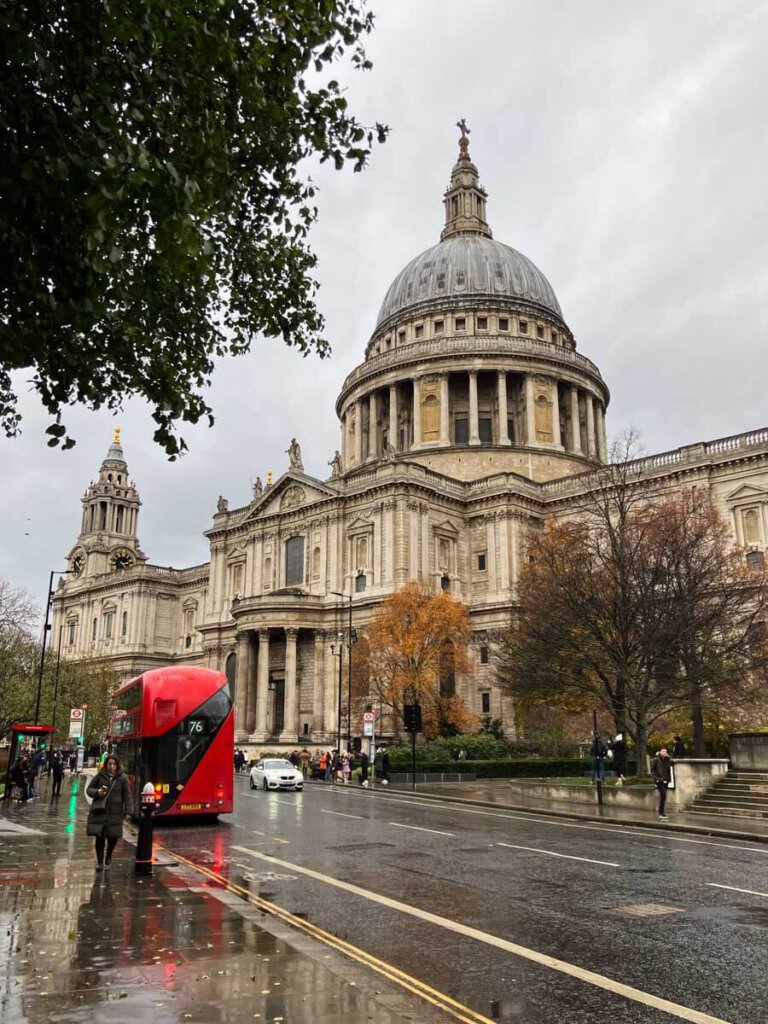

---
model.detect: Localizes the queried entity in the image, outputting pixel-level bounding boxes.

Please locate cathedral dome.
[375,235,562,327]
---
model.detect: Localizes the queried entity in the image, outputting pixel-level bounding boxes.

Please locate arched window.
[121,611,128,637]
[263,557,272,590]
[312,546,321,578]
[285,536,305,586]
[746,550,765,570]
[743,509,761,545]
[355,571,367,593]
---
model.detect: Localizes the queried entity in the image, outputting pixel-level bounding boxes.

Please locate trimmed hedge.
[382,758,637,778]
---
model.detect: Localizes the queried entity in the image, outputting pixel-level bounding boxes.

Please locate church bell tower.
[67,428,147,580]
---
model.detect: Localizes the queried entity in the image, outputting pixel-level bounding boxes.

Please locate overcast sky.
[3,0,768,610]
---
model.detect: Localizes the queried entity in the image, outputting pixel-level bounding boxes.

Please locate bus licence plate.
[179,803,203,811]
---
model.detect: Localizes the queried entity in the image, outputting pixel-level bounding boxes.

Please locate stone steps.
[689,769,768,819]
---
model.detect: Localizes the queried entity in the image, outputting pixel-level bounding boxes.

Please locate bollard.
[135,782,156,876]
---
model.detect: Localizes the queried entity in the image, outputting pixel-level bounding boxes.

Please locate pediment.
[725,483,768,504]
[240,471,338,524]
[434,519,460,536]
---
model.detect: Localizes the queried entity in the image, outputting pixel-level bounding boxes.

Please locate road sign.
[363,711,374,723]
[69,707,84,740]
[363,722,374,737]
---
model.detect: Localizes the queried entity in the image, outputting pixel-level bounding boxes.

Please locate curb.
[375,785,768,845]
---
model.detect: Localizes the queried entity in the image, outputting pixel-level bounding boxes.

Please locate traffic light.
[403,704,422,733]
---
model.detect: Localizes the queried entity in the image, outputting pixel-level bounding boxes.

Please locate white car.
[249,759,304,792]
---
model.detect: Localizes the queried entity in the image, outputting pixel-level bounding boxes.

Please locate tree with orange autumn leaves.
[356,582,477,739]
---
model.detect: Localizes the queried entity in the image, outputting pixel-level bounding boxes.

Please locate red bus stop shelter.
[2,723,56,800]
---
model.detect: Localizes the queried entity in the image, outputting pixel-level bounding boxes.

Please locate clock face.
[71,552,85,578]
[110,549,133,571]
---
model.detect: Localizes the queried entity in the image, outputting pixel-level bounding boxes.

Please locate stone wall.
[729,734,768,771]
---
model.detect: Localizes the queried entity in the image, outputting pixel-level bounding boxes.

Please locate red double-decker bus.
[108,666,234,819]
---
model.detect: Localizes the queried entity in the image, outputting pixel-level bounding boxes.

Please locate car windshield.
[263,759,294,770]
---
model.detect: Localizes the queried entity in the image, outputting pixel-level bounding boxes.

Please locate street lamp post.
[34,570,72,725]
[329,633,344,755]
[332,590,355,751]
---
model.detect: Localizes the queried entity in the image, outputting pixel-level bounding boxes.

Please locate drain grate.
[614,903,684,917]
[325,842,396,851]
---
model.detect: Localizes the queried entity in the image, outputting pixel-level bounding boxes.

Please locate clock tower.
[68,428,147,580]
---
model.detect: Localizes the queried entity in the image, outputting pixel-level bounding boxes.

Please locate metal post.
[52,624,63,743]
[593,708,603,807]
[411,728,416,792]
[34,571,56,725]
[347,595,353,751]
[336,642,343,755]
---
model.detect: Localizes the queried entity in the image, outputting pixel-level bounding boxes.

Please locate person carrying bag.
[85,754,133,870]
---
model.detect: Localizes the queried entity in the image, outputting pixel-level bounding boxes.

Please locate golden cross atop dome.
[456,118,471,161]
[112,425,121,445]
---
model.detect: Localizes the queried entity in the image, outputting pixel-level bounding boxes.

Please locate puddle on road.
[694,906,768,929]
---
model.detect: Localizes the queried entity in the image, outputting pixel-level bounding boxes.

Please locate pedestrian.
[300,747,310,779]
[331,749,340,784]
[360,749,369,787]
[68,752,76,773]
[341,754,351,785]
[51,752,65,798]
[651,748,673,821]
[380,746,390,786]
[611,733,627,786]
[10,756,32,803]
[457,748,467,761]
[86,754,133,870]
[672,736,686,759]
[589,732,607,784]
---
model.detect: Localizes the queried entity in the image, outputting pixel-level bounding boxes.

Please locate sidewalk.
[0,775,450,1024]
[391,779,768,843]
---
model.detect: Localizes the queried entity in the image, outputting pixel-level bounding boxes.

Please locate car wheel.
[262,779,269,791]
[249,778,256,790]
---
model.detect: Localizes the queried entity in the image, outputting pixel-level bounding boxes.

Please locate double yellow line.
[165,846,495,1024]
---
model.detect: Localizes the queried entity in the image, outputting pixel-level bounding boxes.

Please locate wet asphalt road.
[152,776,768,1024]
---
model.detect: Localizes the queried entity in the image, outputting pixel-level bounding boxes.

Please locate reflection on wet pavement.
[0,778,443,1024]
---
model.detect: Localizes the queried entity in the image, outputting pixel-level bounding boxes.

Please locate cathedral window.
[99,502,107,529]
[499,317,509,331]
[743,508,761,545]
[91,617,98,642]
[454,418,469,445]
[479,417,492,444]
[747,551,765,570]
[263,557,272,590]
[436,272,446,290]
[456,270,466,287]
[434,319,444,334]
[480,645,489,665]
[481,692,491,715]
[230,562,244,596]
[519,320,528,334]
[477,552,487,572]
[121,611,128,637]
[285,536,305,586]
[355,571,367,593]
[415,324,424,338]
[312,546,321,579]
[67,621,76,646]
[398,329,405,345]
[116,506,124,533]
[104,611,114,639]
[455,317,466,331]
[355,535,368,569]
[537,325,545,339]
[440,574,450,592]
[452,197,458,217]
[477,316,488,331]
[552,331,559,344]
[507,418,515,443]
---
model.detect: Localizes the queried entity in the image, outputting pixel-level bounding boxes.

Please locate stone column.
[586,394,596,459]
[251,628,270,741]
[354,399,363,465]
[551,381,562,447]
[597,402,608,462]
[340,412,347,470]
[368,391,379,460]
[312,630,326,737]
[497,371,510,445]
[388,384,398,451]
[498,512,510,590]
[525,374,536,445]
[234,632,251,740]
[570,386,582,453]
[279,627,298,742]
[412,377,422,448]
[468,370,480,445]
[439,373,450,445]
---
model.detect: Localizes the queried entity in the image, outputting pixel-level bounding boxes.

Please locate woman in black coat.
[611,733,628,785]
[85,755,133,870]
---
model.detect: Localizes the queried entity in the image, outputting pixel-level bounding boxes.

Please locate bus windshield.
[143,684,231,789]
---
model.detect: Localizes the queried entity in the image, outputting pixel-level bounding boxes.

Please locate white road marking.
[340,790,768,856]
[389,822,455,837]
[322,809,364,820]
[230,846,732,1024]
[496,841,619,867]
[707,883,768,899]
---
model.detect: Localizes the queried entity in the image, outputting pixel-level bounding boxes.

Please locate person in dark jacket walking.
[611,734,627,786]
[86,755,133,869]
[359,749,369,786]
[590,733,607,783]
[672,736,686,759]
[651,748,673,820]
[380,747,390,785]
[50,753,65,798]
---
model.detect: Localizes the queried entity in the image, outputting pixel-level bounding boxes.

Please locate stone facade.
[51,137,768,749]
